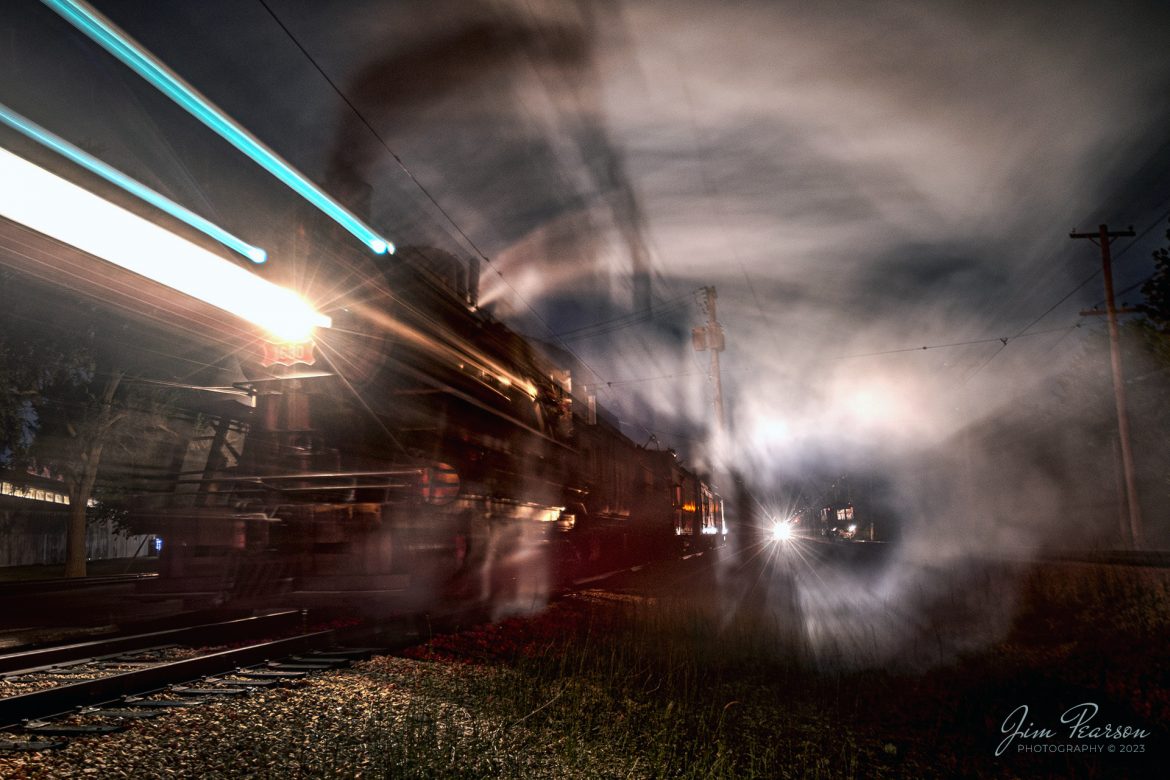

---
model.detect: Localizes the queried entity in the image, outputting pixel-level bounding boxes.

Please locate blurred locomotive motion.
[130,247,725,613]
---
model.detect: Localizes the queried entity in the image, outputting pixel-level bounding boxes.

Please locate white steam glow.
[0,146,330,341]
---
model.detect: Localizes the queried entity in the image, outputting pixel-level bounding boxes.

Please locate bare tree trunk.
[63,492,88,578]
[63,372,123,578]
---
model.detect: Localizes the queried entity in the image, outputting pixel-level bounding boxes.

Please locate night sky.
[4,0,1170,504]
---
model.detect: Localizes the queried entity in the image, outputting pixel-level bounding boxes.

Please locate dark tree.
[1140,223,1170,335]
[1,282,184,576]
[0,311,94,467]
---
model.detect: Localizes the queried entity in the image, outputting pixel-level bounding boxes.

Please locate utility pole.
[692,286,726,432]
[1070,224,1143,549]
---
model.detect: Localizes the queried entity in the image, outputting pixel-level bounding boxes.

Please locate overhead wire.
[260,1,1170,462]
[1089,207,1170,308]
[834,324,1080,360]
[600,323,1083,387]
[253,0,621,398]
[941,208,1169,392]
[258,0,745,455]
[552,289,698,340]
[974,204,1170,377]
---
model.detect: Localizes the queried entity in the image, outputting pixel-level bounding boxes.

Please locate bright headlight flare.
[41,0,395,256]
[770,521,793,542]
[0,146,330,341]
[0,102,267,264]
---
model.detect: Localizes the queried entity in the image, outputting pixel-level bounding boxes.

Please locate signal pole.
[692,286,726,432]
[1070,224,1143,548]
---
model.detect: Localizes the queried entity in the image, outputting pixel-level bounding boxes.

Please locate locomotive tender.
[133,247,725,612]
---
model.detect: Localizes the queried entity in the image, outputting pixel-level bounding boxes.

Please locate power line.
[948,218,1156,384]
[957,342,1008,385]
[553,290,697,341]
[1010,210,1169,341]
[559,307,689,343]
[254,0,618,396]
[1011,269,1100,340]
[1112,209,1168,260]
[599,323,1083,387]
[833,322,1076,360]
[1110,276,1155,304]
[605,370,704,388]
[949,191,1170,386]
[1090,210,1170,307]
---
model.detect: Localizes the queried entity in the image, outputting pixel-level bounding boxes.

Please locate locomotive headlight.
[770,521,793,542]
[255,293,331,342]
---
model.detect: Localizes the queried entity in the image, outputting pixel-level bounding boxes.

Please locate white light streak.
[0,101,267,264]
[0,146,330,341]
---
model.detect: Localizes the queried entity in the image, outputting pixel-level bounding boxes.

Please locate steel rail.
[0,610,303,674]
[0,629,335,729]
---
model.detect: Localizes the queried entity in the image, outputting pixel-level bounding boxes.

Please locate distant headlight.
[770,522,793,542]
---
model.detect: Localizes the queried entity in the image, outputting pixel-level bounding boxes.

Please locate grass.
[378,559,1170,779]
[395,593,899,779]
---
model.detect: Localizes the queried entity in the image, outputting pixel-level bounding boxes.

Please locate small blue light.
[41,0,394,256]
[0,102,267,264]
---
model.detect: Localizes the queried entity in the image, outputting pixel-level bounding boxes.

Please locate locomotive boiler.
[131,246,725,614]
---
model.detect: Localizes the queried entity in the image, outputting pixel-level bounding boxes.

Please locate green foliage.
[1141,224,1170,335]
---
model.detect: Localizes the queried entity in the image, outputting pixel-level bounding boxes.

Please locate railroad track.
[0,610,305,675]
[0,550,759,756]
[0,612,397,752]
[0,573,157,596]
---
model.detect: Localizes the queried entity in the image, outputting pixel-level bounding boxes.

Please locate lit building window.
[1,480,78,506]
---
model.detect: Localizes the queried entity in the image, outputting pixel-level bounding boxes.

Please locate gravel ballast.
[1,554,1165,778]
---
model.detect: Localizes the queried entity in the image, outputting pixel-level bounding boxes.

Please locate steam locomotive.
[131,247,725,614]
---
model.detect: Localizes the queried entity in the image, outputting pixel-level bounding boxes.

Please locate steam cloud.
[5,0,1170,662]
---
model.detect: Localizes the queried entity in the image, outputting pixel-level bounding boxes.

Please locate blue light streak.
[0,102,267,263]
[41,0,394,256]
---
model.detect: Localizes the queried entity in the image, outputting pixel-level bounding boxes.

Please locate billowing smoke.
[8,0,1168,664]
[319,0,1170,663]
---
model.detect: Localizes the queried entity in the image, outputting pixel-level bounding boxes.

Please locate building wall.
[0,499,155,568]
